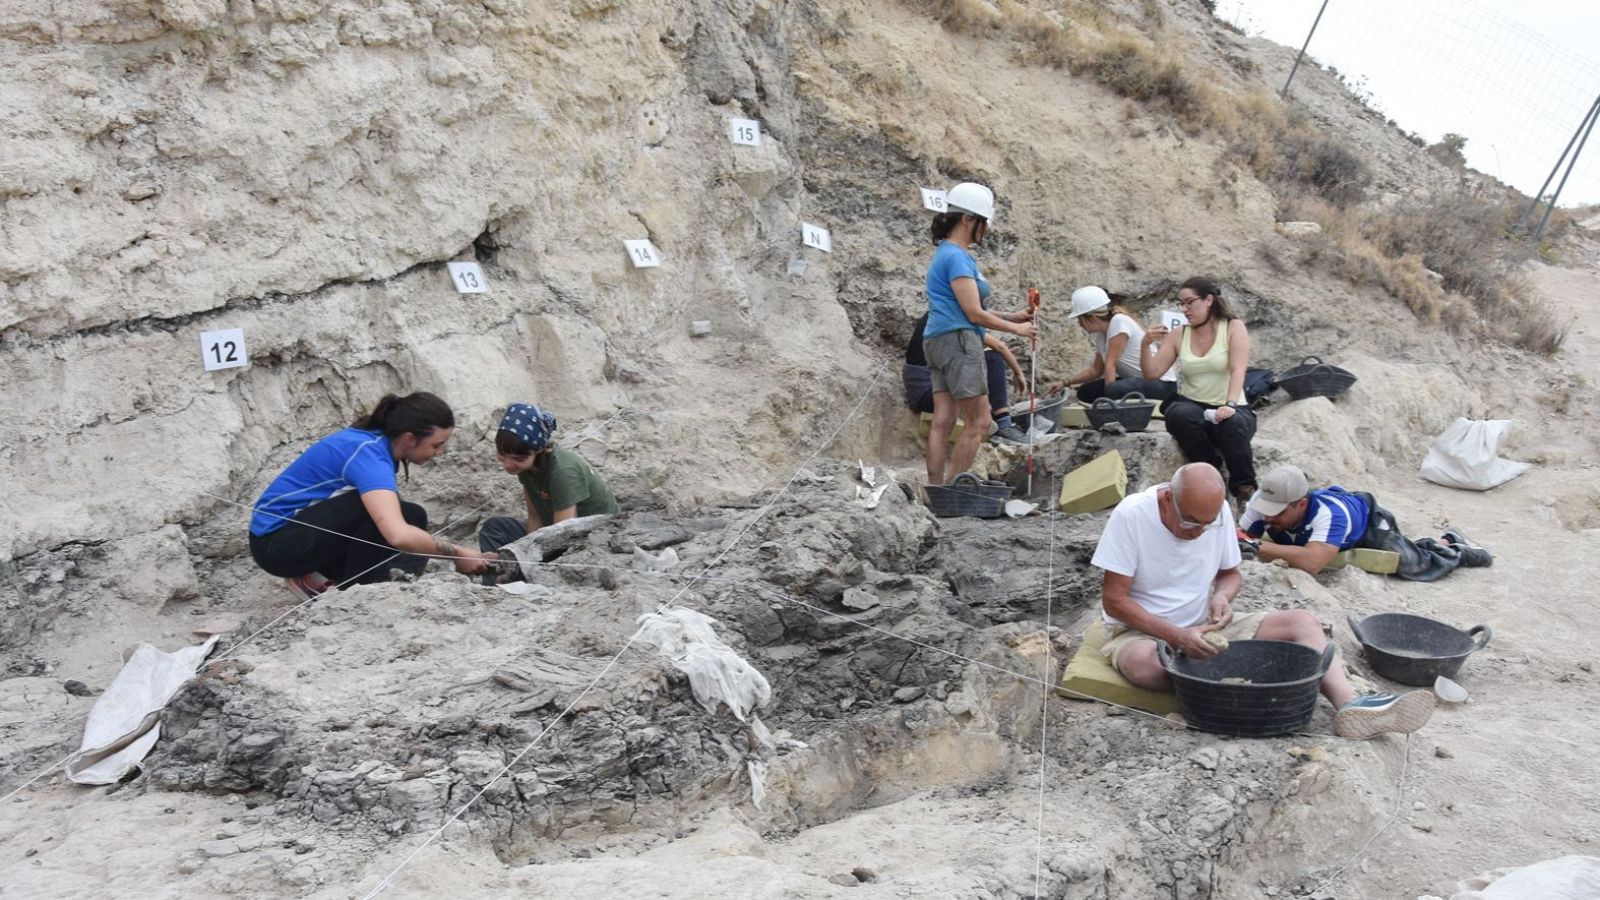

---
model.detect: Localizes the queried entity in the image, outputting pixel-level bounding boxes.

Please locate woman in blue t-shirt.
[248,392,495,599]
[922,182,1037,486]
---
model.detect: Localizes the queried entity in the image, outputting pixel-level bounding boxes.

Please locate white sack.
[634,608,771,721]
[1419,418,1530,491]
[1449,855,1600,899]
[65,635,220,785]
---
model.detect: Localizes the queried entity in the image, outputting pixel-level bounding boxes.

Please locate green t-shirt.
[517,447,618,526]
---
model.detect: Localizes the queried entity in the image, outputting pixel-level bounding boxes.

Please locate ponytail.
[354,391,455,439]
[930,211,965,245]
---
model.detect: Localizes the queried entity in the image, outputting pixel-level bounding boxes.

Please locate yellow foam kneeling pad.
[1057,620,1179,714]
[1324,547,1401,574]
[1058,450,1127,514]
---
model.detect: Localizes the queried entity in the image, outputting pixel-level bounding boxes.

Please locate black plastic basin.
[1346,612,1491,687]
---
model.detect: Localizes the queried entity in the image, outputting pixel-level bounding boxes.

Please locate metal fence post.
[1281,0,1331,100]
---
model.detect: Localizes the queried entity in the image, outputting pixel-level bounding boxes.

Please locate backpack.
[1244,367,1276,405]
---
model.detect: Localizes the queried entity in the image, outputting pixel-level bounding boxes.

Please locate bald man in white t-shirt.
[1091,463,1435,740]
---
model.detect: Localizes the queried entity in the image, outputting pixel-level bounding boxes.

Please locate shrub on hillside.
[1078,37,1199,118]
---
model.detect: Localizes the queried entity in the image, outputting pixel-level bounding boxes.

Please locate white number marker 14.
[447,261,488,294]
[624,239,662,268]
[801,222,831,253]
[200,328,248,372]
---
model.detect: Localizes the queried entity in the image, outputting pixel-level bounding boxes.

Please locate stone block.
[1058,450,1126,514]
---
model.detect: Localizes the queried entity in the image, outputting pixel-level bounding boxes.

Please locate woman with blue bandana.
[248,392,497,600]
[478,402,619,553]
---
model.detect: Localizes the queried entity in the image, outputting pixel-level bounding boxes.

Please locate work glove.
[1238,537,1261,560]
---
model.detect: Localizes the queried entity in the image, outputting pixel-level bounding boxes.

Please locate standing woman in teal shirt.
[922,182,1037,486]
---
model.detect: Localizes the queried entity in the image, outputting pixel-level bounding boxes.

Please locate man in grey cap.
[1238,465,1491,580]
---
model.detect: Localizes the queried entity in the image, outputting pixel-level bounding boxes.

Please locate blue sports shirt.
[1239,486,1371,551]
[249,428,399,536]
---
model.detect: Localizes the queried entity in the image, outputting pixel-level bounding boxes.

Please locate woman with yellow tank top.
[1141,277,1258,503]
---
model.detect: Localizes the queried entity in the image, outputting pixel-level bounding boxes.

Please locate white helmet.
[945,182,995,225]
[1068,285,1111,319]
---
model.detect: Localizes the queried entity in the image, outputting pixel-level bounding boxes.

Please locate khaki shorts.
[1101,610,1269,672]
[924,328,987,400]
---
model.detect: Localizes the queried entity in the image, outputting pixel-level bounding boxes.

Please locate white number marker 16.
[624,239,662,268]
[200,328,248,372]
[728,118,762,146]
[447,261,488,294]
[921,188,948,212]
[801,222,831,253]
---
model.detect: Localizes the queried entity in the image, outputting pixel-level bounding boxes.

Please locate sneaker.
[285,572,333,602]
[992,425,1032,444]
[1334,691,1436,740]
[1442,528,1493,568]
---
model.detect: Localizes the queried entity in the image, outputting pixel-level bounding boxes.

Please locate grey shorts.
[924,329,986,400]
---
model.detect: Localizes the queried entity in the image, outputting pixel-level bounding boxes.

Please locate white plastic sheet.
[65,636,219,785]
[634,608,771,722]
[1419,418,1530,490]
[1444,855,1600,899]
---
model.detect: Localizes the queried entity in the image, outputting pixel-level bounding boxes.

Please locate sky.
[1213,0,1600,206]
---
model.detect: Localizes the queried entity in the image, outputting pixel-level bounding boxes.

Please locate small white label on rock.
[728,118,762,147]
[200,328,248,371]
[801,222,831,253]
[624,239,662,268]
[689,320,712,337]
[921,188,948,212]
[447,261,488,293]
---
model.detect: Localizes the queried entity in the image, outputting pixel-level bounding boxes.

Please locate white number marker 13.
[447,261,488,294]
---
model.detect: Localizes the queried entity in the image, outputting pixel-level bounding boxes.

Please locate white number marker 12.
[921,188,948,212]
[624,239,662,268]
[801,222,831,253]
[447,261,488,294]
[200,328,248,372]
[728,118,762,147]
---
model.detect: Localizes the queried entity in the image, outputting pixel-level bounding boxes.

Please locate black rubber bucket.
[1011,394,1071,434]
[1157,640,1334,737]
[1084,393,1155,432]
[1346,613,1491,686]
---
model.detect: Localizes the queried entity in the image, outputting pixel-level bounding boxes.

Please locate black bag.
[1244,367,1276,404]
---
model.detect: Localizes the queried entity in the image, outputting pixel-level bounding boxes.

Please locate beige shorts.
[1101,610,1269,672]
[924,328,987,400]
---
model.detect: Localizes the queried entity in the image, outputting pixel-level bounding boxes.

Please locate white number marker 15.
[624,239,662,268]
[447,261,488,294]
[200,328,248,372]
[801,222,831,253]
[728,118,761,146]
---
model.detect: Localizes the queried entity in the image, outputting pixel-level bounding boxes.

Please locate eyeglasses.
[1167,490,1222,530]
[1176,295,1208,307]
